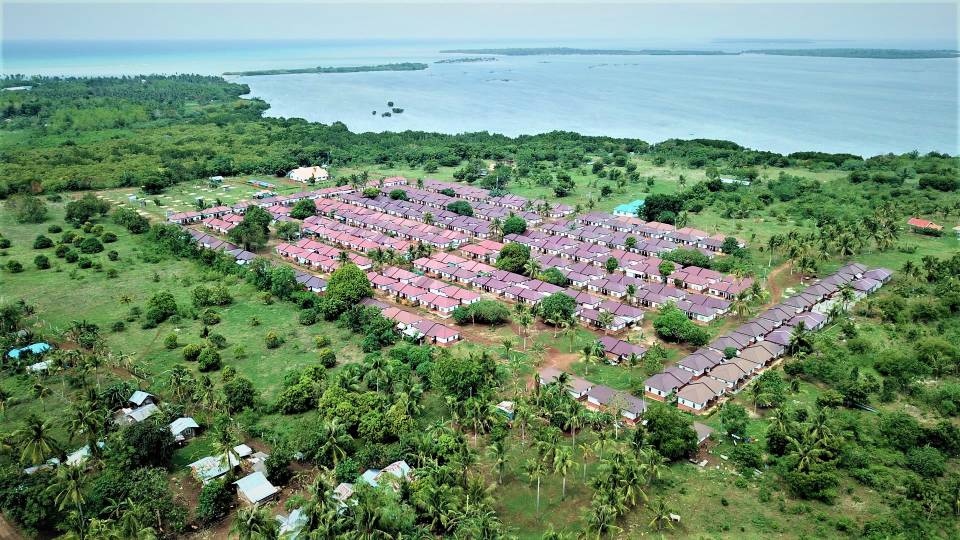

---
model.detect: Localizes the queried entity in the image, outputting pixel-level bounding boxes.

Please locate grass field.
[0,202,366,437]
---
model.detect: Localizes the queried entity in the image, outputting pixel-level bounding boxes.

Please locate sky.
[3,1,958,44]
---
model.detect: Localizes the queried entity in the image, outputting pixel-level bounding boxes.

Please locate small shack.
[234,471,279,505]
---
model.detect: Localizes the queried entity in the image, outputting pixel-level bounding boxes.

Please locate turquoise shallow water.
[3,39,958,156]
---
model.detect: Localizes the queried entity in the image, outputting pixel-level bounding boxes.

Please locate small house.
[169,417,200,442]
[235,471,280,505]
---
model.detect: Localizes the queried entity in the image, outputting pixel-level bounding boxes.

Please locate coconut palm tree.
[523,258,542,278]
[787,322,813,355]
[640,449,668,487]
[487,439,508,484]
[553,446,575,500]
[524,458,547,514]
[47,464,89,521]
[14,414,58,465]
[516,310,533,350]
[585,497,621,538]
[211,418,242,475]
[489,218,503,241]
[315,418,352,466]
[514,400,532,446]
[596,311,615,332]
[230,504,278,540]
[648,496,676,534]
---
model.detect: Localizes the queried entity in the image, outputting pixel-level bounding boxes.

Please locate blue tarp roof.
[7,343,52,359]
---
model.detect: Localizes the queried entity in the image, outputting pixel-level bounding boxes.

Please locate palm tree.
[514,400,532,446]
[362,354,390,393]
[47,465,88,521]
[524,458,547,515]
[787,322,813,355]
[230,504,279,540]
[838,283,856,312]
[524,258,542,278]
[516,310,533,350]
[596,311,615,332]
[168,365,195,404]
[487,439,508,484]
[579,441,595,482]
[648,496,675,534]
[501,338,515,361]
[565,399,586,451]
[553,446,575,500]
[14,414,58,465]
[585,498,621,538]
[315,419,352,466]
[580,346,596,376]
[593,426,612,462]
[489,218,503,241]
[530,342,548,367]
[211,419,242,475]
[641,449,668,487]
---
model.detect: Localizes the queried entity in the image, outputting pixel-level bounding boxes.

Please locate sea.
[3,38,958,157]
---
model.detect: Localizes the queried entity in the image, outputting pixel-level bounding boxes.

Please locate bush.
[198,347,222,372]
[79,237,104,254]
[905,446,945,478]
[107,250,119,261]
[33,255,50,270]
[48,224,62,234]
[101,232,118,243]
[265,446,294,485]
[0,238,10,249]
[164,333,179,350]
[730,443,763,472]
[5,260,23,273]
[106,268,118,278]
[111,321,125,332]
[334,457,360,483]
[6,194,48,224]
[32,235,53,249]
[452,300,512,325]
[77,257,92,269]
[144,291,178,326]
[55,244,69,258]
[502,215,527,236]
[318,347,337,368]
[201,309,221,326]
[223,376,257,413]
[315,335,331,348]
[196,479,232,525]
[265,331,283,349]
[182,343,203,362]
[299,309,317,326]
[446,200,474,216]
[207,333,227,349]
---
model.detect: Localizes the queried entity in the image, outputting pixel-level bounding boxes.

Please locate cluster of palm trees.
[764,205,900,275]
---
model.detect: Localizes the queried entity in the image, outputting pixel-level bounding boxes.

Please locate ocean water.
[3,39,958,156]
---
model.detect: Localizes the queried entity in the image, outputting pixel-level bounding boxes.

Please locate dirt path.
[0,514,25,540]
[766,262,793,303]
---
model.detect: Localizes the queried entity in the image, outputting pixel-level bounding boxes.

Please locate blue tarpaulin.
[7,342,52,359]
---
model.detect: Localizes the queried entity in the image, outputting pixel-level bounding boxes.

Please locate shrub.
[452,300,512,325]
[299,309,317,326]
[77,257,92,269]
[101,232,118,243]
[33,255,50,270]
[5,260,23,273]
[0,238,9,249]
[79,237,104,254]
[48,224,62,234]
[318,347,337,368]
[55,244,70,258]
[107,250,119,261]
[502,215,527,236]
[65,250,79,263]
[265,331,283,349]
[315,335,331,348]
[905,446,945,478]
[182,343,203,362]
[144,291,178,326]
[223,375,257,413]
[6,194,48,224]
[198,347,222,372]
[32,235,53,249]
[201,309,221,326]
[265,446,294,485]
[106,268,118,278]
[207,333,227,349]
[164,333,179,349]
[196,479,232,525]
[111,321,125,332]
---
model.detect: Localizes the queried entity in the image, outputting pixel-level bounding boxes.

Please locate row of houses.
[419,178,574,218]
[333,460,414,508]
[538,367,647,424]
[644,263,893,414]
[369,266,482,317]
[314,198,469,249]
[575,212,745,254]
[361,298,462,345]
[413,253,644,332]
[182,229,257,264]
[386,184,544,224]
[276,239,373,273]
[302,215,413,253]
[338,192,497,240]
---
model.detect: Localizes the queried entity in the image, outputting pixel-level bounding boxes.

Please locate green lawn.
[0,201,364,437]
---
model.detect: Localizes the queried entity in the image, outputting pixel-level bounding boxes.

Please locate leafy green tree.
[289,199,317,220]
[719,402,749,439]
[502,215,527,236]
[643,403,698,460]
[495,243,530,274]
[6,195,48,224]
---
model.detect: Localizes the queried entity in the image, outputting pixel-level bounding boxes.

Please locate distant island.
[440,47,960,60]
[224,62,429,76]
[439,47,735,56]
[435,57,498,64]
[746,48,960,59]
